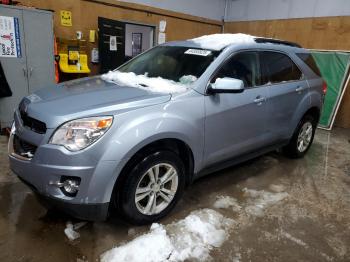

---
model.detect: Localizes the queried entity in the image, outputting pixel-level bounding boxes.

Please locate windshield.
[118,46,220,84]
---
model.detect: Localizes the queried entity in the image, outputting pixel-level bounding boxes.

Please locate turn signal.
[98,118,113,128]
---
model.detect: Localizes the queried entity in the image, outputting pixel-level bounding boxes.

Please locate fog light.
[50,176,81,197]
[63,179,79,195]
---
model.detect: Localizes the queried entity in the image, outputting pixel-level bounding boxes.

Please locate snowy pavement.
[101,187,289,262]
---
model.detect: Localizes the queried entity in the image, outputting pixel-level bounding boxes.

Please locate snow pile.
[243,188,289,217]
[101,223,173,262]
[213,196,241,212]
[189,33,256,50]
[64,221,87,241]
[101,71,191,94]
[101,209,234,262]
[167,209,234,261]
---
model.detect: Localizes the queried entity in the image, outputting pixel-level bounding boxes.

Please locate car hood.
[22,76,171,128]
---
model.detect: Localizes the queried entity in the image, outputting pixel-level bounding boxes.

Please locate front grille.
[19,99,47,134]
[13,135,37,159]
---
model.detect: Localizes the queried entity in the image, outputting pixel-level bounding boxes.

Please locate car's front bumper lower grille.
[12,134,37,160]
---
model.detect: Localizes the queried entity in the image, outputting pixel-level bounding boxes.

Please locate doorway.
[125,23,154,60]
[98,18,155,73]
[132,33,142,57]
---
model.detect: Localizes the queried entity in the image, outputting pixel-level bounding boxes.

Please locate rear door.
[98,17,125,73]
[260,51,308,140]
[204,51,269,166]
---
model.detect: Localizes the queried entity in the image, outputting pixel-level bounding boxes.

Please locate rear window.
[296,53,322,77]
[261,51,302,84]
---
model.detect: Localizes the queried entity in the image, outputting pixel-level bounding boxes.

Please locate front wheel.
[283,115,316,158]
[118,151,185,225]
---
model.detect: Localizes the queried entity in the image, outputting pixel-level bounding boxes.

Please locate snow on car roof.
[188,33,256,50]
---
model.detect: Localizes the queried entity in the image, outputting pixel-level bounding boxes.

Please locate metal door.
[0,6,27,127]
[260,51,309,139]
[23,9,54,93]
[204,87,269,166]
[132,32,142,57]
[98,17,125,73]
[204,51,269,166]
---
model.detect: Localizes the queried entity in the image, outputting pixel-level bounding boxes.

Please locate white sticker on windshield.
[184,49,212,56]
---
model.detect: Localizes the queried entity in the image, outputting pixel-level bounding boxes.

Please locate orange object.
[97,118,113,129]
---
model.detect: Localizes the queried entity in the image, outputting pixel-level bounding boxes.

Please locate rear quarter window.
[261,51,302,84]
[296,53,322,77]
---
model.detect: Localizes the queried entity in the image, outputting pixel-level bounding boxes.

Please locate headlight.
[50,116,113,151]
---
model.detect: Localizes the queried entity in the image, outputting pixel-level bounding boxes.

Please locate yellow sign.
[89,30,96,43]
[60,10,72,27]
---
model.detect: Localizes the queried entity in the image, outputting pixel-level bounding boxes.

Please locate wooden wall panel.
[225,16,350,50]
[18,0,222,75]
[334,79,350,128]
[225,16,350,128]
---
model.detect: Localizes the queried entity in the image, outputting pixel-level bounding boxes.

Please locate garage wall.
[226,0,350,21]
[224,16,350,50]
[118,0,226,21]
[18,0,222,75]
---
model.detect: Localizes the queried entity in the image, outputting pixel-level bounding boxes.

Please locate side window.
[261,51,302,84]
[212,52,261,88]
[296,53,322,77]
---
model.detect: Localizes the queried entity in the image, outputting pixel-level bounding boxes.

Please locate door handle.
[22,68,27,78]
[254,96,266,105]
[254,96,266,106]
[295,86,307,93]
[28,67,33,77]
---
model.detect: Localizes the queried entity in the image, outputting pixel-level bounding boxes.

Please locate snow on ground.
[101,209,234,262]
[269,184,286,193]
[213,196,241,212]
[189,33,255,50]
[102,188,288,262]
[243,188,289,217]
[101,71,192,94]
[64,221,88,241]
[212,187,288,218]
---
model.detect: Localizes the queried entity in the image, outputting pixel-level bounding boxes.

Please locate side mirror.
[209,77,244,94]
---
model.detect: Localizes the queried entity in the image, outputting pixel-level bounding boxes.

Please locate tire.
[283,114,316,158]
[118,150,185,225]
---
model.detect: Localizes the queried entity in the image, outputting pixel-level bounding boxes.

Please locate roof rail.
[254,37,302,48]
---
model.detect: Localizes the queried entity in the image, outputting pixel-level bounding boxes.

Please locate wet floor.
[0,128,349,262]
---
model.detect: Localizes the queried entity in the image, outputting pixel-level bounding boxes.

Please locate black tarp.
[0,61,12,97]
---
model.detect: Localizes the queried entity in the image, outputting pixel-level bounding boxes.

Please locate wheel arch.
[110,138,195,210]
[303,106,321,123]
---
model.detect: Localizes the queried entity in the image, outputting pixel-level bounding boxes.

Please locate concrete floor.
[0,128,349,262]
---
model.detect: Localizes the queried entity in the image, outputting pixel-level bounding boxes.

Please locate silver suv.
[8,34,325,224]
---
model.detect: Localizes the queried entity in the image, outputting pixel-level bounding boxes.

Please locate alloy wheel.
[135,163,178,215]
[297,121,313,152]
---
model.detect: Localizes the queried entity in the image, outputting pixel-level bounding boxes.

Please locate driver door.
[204,51,270,167]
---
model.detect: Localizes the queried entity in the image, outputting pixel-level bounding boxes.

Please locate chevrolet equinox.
[8,34,325,224]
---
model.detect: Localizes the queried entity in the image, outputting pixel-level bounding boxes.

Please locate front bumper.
[8,110,127,221]
[18,175,109,221]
